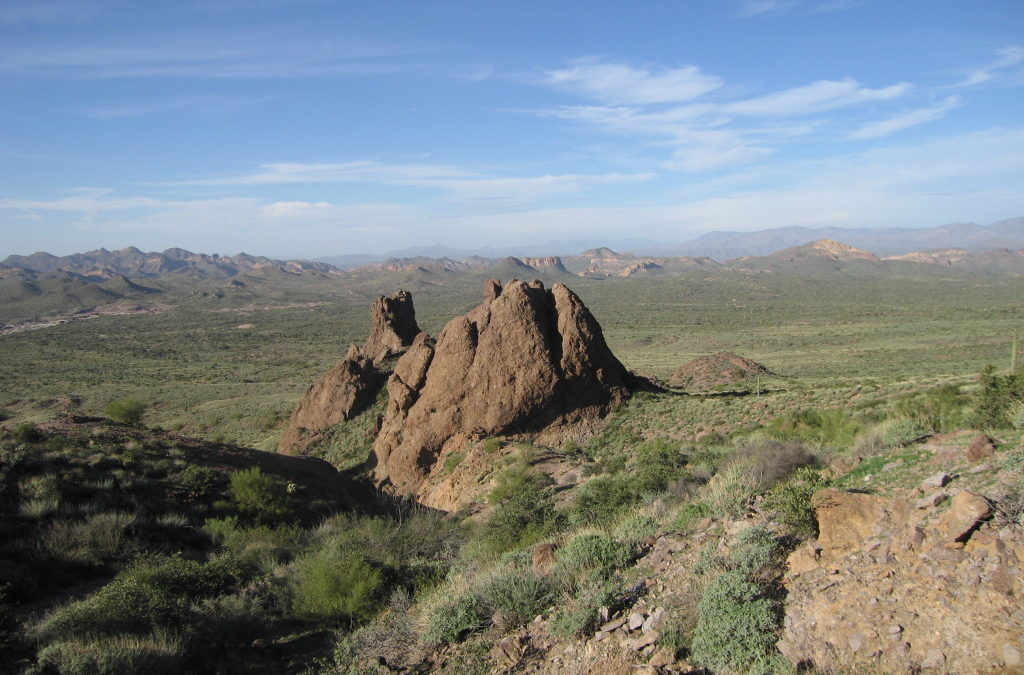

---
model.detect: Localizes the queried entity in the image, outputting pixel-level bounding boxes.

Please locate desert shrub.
[689,570,779,674]
[420,590,486,646]
[41,511,138,566]
[103,399,148,426]
[763,467,829,537]
[221,524,305,565]
[34,554,245,642]
[291,549,382,621]
[690,527,783,673]
[202,515,239,545]
[768,408,860,447]
[995,480,1024,526]
[20,496,60,519]
[477,567,553,628]
[893,383,965,432]
[12,423,43,444]
[1010,400,1024,430]
[611,513,658,547]
[229,467,286,520]
[570,474,641,525]
[481,438,501,454]
[728,526,779,575]
[335,589,419,673]
[555,533,632,587]
[28,631,185,675]
[442,452,465,475]
[191,590,269,653]
[479,483,563,555]
[488,449,552,503]
[176,465,223,496]
[672,500,712,532]
[972,366,1024,429]
[629,438,688,493]
[703,461,759,518]
[732,439,818,491]
[549,579,620,637]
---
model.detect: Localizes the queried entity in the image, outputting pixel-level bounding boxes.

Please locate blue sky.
[1,0,1022,258]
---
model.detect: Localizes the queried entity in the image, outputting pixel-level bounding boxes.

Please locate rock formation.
[279,290,420,454]
[669,351,774,390]
[373,279,629,497]
[518,256,570,275]
[363,289,420,362]
[278,345,381,455]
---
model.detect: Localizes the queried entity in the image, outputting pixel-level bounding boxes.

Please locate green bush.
[555,533,632,586]
[549,580,620,637]
[488,449,552,504]
[34,554,245,642]
[292,550,382,621]
[41,511,138,566]
[221,524,305,565]
[570,475,641,525]
[443,452,465,475]
[768,408,860,447]
[176,465,223,496]
[229,467,285,519]
[762,468,829,537]
[420,591,486,646]
[672,500,711,532]
[728,526,779,575]
[611,514,658,547]
[12,423,43,444]
[893,383,965,432]
[477,567,553,628]
[103,399,148,426]
[690,570,779,674]
[479,484,563,555]
[29,632,185,675]
[972,366,1024,429]
[630,438,688,493]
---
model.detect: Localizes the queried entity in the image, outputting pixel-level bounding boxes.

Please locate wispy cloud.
[849,95,963,140]
[157,160,654,203]
[80,93,279,118]
[957,45,1024,87]
[723,78,910,116]
[541,58,722,104]
[0,40,419,79]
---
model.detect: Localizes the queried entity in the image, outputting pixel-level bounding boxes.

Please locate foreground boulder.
[278,346,381,454]
[363,289,420,362]
[373,279,629,498]
[781,488,1022,673]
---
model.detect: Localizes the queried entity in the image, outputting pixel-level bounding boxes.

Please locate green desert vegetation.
[1,267,1023,672]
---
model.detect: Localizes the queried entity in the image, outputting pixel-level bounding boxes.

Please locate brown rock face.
[363,289,420,362]
[278,346,381,455]
[373,279,628,497]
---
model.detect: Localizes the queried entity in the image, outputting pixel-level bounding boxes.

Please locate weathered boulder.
[811,488,912,555]
[278,345,381,455]
[363,289,420,362]
[373,279,629,498]
[930,491,991,544]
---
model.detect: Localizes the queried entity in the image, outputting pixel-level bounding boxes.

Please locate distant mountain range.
[647,217,1024,259]
[1,246,341,280]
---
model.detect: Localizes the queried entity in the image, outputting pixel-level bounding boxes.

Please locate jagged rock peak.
[373,279,629,500]
[363,289,421,362]
[278,345,381,455]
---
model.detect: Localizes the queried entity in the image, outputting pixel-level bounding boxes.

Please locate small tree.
[103,398,147,426]
[229,467,285,519]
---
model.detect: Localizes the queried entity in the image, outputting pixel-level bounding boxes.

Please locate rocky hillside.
[1,247,341,280]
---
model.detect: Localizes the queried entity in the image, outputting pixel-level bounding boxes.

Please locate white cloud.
[160,161,654,203]
[723,78,910,116]
[848,95,963,139]
[959,45,1024,86]
[542,58,722,104]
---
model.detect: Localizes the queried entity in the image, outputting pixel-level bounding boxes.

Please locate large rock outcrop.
[373,279,629,497]
[278,345,381,455]
[363,289,420,362]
